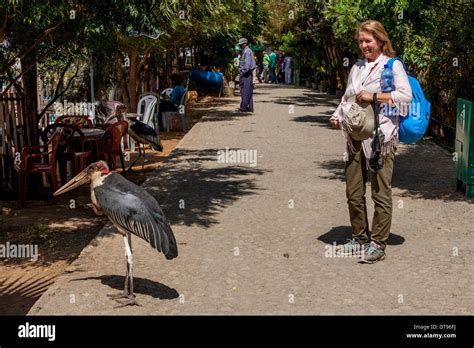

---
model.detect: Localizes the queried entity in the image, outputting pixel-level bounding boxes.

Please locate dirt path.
[27,85,474,315]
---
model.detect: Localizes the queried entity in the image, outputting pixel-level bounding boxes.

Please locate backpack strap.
[387,56,407,72]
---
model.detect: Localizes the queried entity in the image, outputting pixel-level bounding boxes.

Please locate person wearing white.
[329,20,412,263]
[331,49,411,157]
[284,55,292,84]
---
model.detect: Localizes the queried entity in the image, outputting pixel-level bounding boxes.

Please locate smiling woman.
[355,20,398,106]
[329,19,412,264]
[357,21,396,62]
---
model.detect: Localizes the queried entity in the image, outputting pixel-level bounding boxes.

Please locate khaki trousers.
[345,141,395,249]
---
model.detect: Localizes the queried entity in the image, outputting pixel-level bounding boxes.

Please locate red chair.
[41,123,92,185]
[17,129,63,207]
[55,115,93,129]
[97,121,128,173]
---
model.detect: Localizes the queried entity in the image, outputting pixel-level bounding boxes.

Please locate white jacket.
[332,53,412,159]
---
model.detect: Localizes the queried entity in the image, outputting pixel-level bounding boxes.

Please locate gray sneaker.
[358,241,386,263]
[336,239,366,256]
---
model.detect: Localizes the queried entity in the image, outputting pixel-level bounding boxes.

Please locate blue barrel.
[189,69,223,88]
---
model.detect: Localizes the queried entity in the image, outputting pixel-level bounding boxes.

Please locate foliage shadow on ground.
[317,140,470,203]
[143,148,269,228]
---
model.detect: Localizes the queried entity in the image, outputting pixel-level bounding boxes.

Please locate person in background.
[238,37,256,112]
[284,54,293,84]
[262,49,270,83]
[277,51,285,83]
[269,48,277,84]
[158,73,185,131]
[256,55,263,83]
[253,52,261,83]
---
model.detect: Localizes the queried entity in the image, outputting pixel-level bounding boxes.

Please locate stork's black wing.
[130,119,157,136]
[94,173,177,259]
[129,120,163,151]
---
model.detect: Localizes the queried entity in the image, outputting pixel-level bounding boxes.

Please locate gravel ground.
[29,84,474,315]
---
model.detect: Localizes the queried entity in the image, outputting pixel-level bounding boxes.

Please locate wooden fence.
[0,93,30,195]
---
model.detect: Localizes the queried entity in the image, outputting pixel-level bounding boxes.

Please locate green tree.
[270,0,473,140]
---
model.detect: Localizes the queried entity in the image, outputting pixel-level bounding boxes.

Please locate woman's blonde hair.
[356,20,396,58]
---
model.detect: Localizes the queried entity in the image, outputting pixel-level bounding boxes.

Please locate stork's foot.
[107,291,130,300]
[114,294,142,308]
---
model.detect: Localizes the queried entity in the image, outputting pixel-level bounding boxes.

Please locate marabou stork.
[127,118,163,170]
[54,161,177,306]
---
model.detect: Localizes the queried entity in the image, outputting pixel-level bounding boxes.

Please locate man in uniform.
[238,38,256,112]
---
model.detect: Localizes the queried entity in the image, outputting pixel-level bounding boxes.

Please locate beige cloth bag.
[341,95,375,141]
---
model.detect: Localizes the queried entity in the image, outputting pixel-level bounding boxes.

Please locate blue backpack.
[387,57,431,144]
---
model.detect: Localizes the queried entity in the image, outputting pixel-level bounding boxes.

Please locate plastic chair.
[129,95,158,151]
[55,115,93,129]
[163,89,188,132]
[137,95,158,128]
[41,123,92,185]
[97,121,128,174]
[17,129,63,207]
[139,92,160,99]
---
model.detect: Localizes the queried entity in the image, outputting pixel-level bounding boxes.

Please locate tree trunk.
[21,48,39,147]
[21,48,42,198]
[129,48,138,112]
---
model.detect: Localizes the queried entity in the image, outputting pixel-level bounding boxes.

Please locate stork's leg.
[107,265,129,300]
[128,233,136,296]
[115,233,141,307]
[126,143,143,172]
[107,236,131,300]
[141,145,146,171]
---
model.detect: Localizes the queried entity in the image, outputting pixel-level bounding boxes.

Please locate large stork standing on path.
[54,161,178,307]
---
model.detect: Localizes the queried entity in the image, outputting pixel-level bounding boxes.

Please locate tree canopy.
[1,0,472,143]
[263,0,473,139]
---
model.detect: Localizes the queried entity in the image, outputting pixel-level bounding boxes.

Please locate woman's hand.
[329,116,341,129]
[356,90,373,103]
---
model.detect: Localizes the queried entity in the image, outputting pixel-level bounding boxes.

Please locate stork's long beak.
[54,169,90,196]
